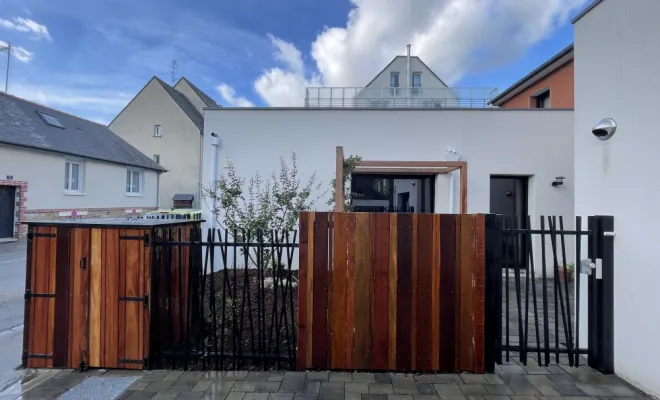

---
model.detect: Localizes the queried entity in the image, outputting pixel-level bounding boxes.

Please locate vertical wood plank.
[431,214,441,370]
[474,215,486,373]
[305,213,315,369]
[124,229,141,369]
[22,226,34,368]
[454,215,462,372]
[439,215,456,372]
[411,214,418,370]
[416,214,434,371]
[46,227,57,368]
[89,229,102,367]
[100,230,107,367]
[33,228,49,368]
[354,213,372,370]
[388,214,398,370]
[396,213,413,370]
[345,213,356,369]
[68,228,81,368]
[104,229,119,369]
[312,212,330,369]
[297,212,309,370]
[119,230,127,369]
[53,226,71,367]
[459,215,476,371]
[372,213,390,370]
[331,213,348,369]
[327,214,334,369]
[79,228,90,370]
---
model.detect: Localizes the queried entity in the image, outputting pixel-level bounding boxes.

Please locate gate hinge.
[119,233,150,246]
[119,294,149,308]
[119,357,147,369]
[79,360,87,373]
[24,289,55,302]
[26,232,56,241]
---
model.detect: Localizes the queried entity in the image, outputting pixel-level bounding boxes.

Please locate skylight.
[36,110,65,129]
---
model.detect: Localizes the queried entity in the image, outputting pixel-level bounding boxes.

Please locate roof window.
[36,110,65,129]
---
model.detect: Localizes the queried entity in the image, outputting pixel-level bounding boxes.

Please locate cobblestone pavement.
[16,364,652,400]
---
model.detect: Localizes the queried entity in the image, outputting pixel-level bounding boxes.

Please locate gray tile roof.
[0,92,166,171]
[178,77,219,108]
[153,77,204,131]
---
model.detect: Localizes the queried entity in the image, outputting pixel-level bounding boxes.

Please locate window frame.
[532,88,551,108]
[390,72,400,88]
[37,110,65,129]
[126,169,143,196]
[412,72,422,88]
[64,159,84,194]
[153,154,161,164]
[154,125,162,137]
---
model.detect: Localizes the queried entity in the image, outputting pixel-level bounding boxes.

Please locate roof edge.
[572,0,604,24]
[203,106,574,112]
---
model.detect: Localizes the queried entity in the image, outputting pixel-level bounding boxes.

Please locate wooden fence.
[298,212,485,373]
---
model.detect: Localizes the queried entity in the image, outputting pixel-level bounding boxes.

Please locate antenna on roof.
[170,59,178,86]
[0,41,12,93]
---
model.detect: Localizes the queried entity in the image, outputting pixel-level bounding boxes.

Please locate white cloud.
[253,0,588,106]
[0,40,33,62]
[0,17,52,41]
[217,83,254,107]
[9,83,132,115]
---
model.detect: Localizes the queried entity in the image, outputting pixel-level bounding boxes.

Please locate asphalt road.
[0,241,27,373]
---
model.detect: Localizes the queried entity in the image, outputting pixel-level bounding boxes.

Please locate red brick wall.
[499,60,574,109]
[0,179,28,239]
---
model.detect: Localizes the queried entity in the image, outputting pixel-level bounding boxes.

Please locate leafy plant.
[327,154,362,211]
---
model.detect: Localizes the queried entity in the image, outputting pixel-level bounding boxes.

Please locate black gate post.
[484,214,501,372]
[587,215,614,374]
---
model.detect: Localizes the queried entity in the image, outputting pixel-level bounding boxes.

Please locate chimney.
[406,44,412,89]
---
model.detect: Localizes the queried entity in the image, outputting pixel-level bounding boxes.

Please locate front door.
[490,176,528,268]
[0,186,15,238]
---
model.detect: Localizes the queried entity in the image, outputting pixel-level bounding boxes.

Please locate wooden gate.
[297,212,486,373]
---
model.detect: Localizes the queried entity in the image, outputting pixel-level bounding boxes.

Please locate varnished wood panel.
[345,213,356,368]
[396,213,413,370]
[416,214,434,371]
[53,227,71,367]
[439,215,456,372]
[89,229,102,367]
[331,213,348,369]
[312,212,329,368]
[388,214,398,370]
[372,213,390,370]
[354,213,372,370]
[297,212,309,370]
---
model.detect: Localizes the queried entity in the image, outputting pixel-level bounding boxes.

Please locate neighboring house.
[573,0,659,396]
[305,47,498,108]
[0,92,165,239]
[109,76,218,209]
[490,44,574,108]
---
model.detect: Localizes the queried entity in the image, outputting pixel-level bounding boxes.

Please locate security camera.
[592,118,617,141]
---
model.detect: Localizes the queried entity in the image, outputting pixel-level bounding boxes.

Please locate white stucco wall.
[202,108,575,273]
[0,144,158,210]
[574,0,660,396]
[109,78,203,208]
[174,79,207,114]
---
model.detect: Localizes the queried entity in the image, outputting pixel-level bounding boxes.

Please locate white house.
[109,76,218,209]
[305,46,498,108]
[573,0,660,396]
[0,92,164,240]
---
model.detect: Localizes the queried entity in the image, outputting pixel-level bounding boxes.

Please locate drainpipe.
[406,44,412,106]
[209,132,219,229]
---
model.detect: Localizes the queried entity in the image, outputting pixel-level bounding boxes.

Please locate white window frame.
[126,169,143,196]
[154,125,162,137]
[412,72,422,88]
[390,72,400,88]
[153,154,160,164]
[64,159,84,195]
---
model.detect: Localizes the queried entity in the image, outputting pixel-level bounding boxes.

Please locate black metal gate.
[484,214,614,374]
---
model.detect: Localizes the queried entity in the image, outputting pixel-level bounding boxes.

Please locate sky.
[0,0,589,124]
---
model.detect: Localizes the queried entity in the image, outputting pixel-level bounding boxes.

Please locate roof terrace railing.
[304,87,500,108]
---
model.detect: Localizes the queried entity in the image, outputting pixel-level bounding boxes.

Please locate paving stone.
[482,396,511,400]
[129,380,152,390]
[169,384,196,392]
[483,376,504,385]
[497,366,525,375]
[546,383,588,397]
[225,371,249,381]
[507,397,536,400]
[375,374,392,384]
[345,394,361,400]
[151,391,180,400]
[140,371,170,382]
[192,380,212,392]
[281,377,306,393]
[523,375,554,387]
[21,386,68,400]
[305,382,321,394]
[391,374,415,382]
[269,373,286,382]
[363,395,389,400]
[533,385,559,396]
[465,396,483,400]
[205,381,236,396]
[233,381,259,392]
[412,396,440,400]
[165,371,184,381]
[118,390,158,400]
[369,383,395,395]
[227,393,246,400]
[346,383,370,394]
[256,382,282,393]
[459,385,489,396]
[545,366,565,375]
[321,383,346,395]
[244,394,270,400]
[416,383,436,395]
[269,393,295,400]
[433,384,462,396]
[547,374,577,385]
[248,372,273,382]
[294,395,319,400]
[320,394,345,400]
[353,373,376,383]
[200,371,226,381]
[460,375,488,385]
[415,375,462,384]
[507,383,540,396]
[575,384,613,396]
[387,395,413,400]
[393,380,419,394]
[147,380,174,391]
[330,373,353,382]
[521,365,549,375]
[483,385,513,395]
[285,372,307,380]
[176,392,206,400]
[603,384,641,396]
[308,372,330,382]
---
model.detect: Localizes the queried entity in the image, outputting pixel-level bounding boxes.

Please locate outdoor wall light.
[552,176,565,187]
[592,118,617,140]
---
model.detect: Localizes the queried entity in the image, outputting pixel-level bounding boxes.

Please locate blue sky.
[0,0,588,123]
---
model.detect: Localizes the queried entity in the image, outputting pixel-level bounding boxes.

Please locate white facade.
[110,78,203,209]
[0,144,159,212]
[574,0,660,396]
[202,108,574,272]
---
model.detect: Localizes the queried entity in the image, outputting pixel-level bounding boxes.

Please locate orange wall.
[499,60,574,108]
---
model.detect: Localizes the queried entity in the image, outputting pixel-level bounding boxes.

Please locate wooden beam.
[353,167,453,175]
[460,164,468,214]
[357,160,467,168]
[335,146,345,212]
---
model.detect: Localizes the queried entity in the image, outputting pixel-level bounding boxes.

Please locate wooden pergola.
[335,146,468,213]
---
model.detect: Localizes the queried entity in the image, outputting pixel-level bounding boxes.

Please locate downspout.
[156,171,161,209]
[209,132,220,229]
[406,44,412,107]
[198,131,204,209]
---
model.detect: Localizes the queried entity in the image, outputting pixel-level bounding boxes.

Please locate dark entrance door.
[490,176,528,268]
[0,186,16,238]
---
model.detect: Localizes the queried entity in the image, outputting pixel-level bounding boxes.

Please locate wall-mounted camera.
[592,118,617,141]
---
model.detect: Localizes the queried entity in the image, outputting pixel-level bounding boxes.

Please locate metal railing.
[305,86,499,108]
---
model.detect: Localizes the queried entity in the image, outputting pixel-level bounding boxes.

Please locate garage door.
[0,186,15,238]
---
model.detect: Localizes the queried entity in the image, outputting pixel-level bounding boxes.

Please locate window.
[154,125,162,137]
[64,161,83,193]
[534,90,550,108]
[412,72,422,88]
[126,169,142,195]
[37,111,64,129]
[154,154,161,164]
[390,72,400,88]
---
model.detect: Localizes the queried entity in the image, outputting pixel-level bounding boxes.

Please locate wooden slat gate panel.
[298,212,486,373]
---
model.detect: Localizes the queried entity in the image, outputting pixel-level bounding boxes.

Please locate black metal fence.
[150,228,299,371]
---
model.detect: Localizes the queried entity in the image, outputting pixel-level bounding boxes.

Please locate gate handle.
[80,256,87,270]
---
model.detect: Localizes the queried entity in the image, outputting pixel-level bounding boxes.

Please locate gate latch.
[119,295,149,308]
